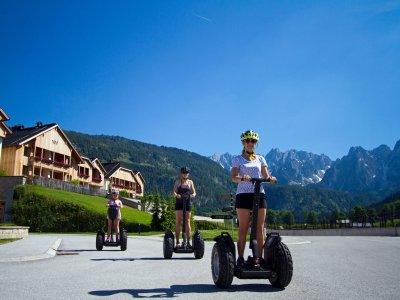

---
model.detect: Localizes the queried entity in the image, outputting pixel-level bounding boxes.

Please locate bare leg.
[107,219,112,240]
[257,208,267,257]
[114,219,120,238]
[175,211,182,245]
[186,211,191,242]
[236,208,251,258]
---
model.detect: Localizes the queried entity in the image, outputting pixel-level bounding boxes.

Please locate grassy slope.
[26,185,152,226]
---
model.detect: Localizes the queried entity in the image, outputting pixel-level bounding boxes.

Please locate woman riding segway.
[211,130,292,289]
[172,166,196,247]
[106,190,123,242]
[163,167,204,259]
[231,130,277,266]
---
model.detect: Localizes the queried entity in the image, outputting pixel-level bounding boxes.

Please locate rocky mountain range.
[318,141,400,196]
[210,140,400,198]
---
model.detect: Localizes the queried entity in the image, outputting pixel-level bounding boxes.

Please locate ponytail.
[242,147,256,161]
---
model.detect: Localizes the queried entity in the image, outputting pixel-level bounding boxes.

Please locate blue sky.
[1,0,399,160]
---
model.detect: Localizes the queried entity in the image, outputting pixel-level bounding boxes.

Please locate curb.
[0,238,62,263]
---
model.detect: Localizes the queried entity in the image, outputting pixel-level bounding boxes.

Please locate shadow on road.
[91,258,135,261]
[89,284,283,298]
[58,249,119,252]
[90,257,197,262]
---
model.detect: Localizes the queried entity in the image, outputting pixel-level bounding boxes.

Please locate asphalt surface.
[0,234,399,299]
[0,234,62,262]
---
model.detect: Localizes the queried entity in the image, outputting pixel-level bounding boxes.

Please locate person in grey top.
[231,130,277,266]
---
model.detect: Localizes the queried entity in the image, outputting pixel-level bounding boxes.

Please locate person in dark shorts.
[231,130,277,266]
[172,166,197,247]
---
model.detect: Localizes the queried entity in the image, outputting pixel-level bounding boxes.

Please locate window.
[24,147,30,157]
[22,165,29,176]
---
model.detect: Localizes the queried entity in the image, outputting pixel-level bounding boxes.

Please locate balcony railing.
[78,173,90,179]
[92,177,102,183]
[53,161,65,167]
[112,183,133,189]
[42,158,53,164]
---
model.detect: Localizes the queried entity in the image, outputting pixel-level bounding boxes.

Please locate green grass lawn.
[26,185,152,226]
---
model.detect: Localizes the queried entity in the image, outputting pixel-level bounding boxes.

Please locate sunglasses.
[181,171,189,174]
[244,139,257,143]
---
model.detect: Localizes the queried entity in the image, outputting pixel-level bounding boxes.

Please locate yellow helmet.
[240,130,259,141]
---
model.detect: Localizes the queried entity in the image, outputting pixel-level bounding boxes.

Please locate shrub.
[11,191,104,232]
[119,190,129,198]
[70,179,80,185]
[13,185,26,200]
[194,220,220,230]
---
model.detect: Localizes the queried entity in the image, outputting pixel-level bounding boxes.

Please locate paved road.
[0,234,399,299]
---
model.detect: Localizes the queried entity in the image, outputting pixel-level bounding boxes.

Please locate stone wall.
[0,226,29,239]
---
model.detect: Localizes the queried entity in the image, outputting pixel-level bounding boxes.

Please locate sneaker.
[187,242,192,248]
[236,257,245,267]
[106,236,111,242]
[247,256,259,266]
[258,257,267,267]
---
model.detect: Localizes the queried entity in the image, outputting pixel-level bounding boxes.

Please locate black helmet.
[180,166,190,173]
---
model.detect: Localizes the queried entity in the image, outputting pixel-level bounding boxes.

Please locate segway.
[211,178,293,289]
[96,203,127,251]
[163,192,205,259]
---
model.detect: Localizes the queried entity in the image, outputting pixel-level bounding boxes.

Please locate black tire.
[96,232,104,251]
[269,242,293,288]
[163,236,174,259]
[193,231,205,259]
[211,242,234,289]
[120,230,127,251]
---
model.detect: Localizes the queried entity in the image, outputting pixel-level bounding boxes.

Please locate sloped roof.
[90,158,107,174]
[133,171,146,184]
[4,123,57,147]
[0,108,12,134]
[3,123,83,163]
[0,108,10,121]
[103,162,141,184]
[80,156,96,169]
[103,162,121,178]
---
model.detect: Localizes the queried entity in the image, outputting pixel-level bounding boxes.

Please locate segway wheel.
[96,231,104,251]
[193,230,205,259]
[269,242,293,288]
[163,235,174,259]
[120,230,128,251]
[211,241,234,289]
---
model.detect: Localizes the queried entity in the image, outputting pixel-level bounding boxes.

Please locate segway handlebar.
[250,177,277,184]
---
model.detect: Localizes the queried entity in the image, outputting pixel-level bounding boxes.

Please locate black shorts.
[235,193,266,210]
[175,198,192,211]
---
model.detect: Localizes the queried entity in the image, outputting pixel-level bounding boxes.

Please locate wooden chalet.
[0,116,145,202]
[0,123,83,180]
[76,156,106,190]
[103,162,145,198]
